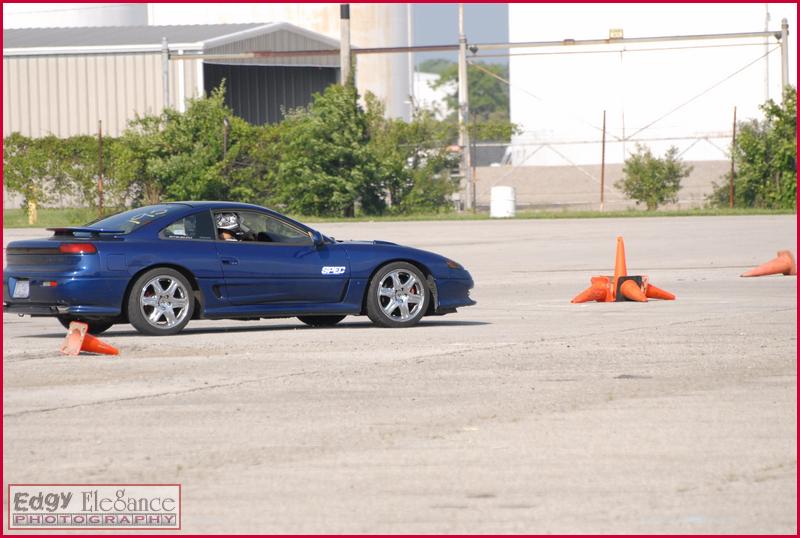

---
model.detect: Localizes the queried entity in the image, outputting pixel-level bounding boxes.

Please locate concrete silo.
[147,3,411,119]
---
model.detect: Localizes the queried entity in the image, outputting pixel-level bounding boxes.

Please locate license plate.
[12,279,29,298]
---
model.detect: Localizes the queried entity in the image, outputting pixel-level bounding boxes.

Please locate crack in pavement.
[5,308,792,418]
[3,368,325,418]
[3,343,518,418]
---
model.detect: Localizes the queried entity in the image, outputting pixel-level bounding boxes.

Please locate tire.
[57,316,114,335]
[297,315,346,327]
[366,262,428,328]
[127,268,194,336]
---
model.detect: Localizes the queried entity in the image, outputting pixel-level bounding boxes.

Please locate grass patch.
[3,207,106,228]
[294,207,795,223]
[3,206,794,228]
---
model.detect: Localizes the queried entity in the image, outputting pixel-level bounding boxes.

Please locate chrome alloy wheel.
[377,269,425,321]
[139,275,191,329]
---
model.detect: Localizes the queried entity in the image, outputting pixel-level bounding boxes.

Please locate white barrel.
[490,186,516,218]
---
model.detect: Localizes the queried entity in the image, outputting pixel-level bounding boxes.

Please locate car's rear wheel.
[366,262,428,328]
[127,268,194,336]
[57,316,114,335]
[297,315,346,327]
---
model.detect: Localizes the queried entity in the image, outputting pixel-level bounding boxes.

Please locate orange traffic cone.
[571,286,606,303]
[645,283,676,300]
[571,236,676,304]
[612,236,627,300]
[619,279,648,302]
[740,250,797,277]
[61,321,119,356]
[571,276,611,303]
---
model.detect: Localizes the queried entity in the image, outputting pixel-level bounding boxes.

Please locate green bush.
[4,81,470,217]
[365,94,460,214]
[110,84,254,205]
[3,133,103,211]
[615,144,692,210]
[709,87,796,209]
[266,84,387,217]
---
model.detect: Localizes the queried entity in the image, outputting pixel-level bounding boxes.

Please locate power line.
[467,60,624,142]
[627,45,780,139]
[470,41,775,60]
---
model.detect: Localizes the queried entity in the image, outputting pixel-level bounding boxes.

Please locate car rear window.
[84,205,186,234]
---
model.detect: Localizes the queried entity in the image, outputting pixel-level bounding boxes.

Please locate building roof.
[3,23,263,48]
[3,22,340,56]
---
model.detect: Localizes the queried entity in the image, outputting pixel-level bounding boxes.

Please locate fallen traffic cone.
[60,321,119,356]
[619,279,648,302]
[645,283,676,300]
[571,286,606,304]
[571,276,611,303]
[570,236,676,304]
[740,250,797,277]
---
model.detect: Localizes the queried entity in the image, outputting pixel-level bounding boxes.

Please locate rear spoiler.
[47,227,125,237]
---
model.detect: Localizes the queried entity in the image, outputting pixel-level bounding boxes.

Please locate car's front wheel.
[297,315,346,327]
[366,262,428,328]
[57,316,114,335]
[127,268,194,336]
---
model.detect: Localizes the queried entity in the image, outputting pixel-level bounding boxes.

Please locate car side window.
[237,211,312,245]
[161,211,215,240]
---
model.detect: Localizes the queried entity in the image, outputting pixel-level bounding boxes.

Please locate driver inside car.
[216,212,242,241]
[216,212,259,242]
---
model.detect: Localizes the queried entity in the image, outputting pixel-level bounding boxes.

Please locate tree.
[417,58,453,76]
[270,84,388,217]
[365,94,460,213]
[615,144,692,210]
[4,79,471,218]
[110,84,253,205]
[432,61,510,122]
[709,86,796,209]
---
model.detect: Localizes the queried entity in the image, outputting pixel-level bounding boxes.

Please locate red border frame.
[7,483,182,531]
[2,2,797,536]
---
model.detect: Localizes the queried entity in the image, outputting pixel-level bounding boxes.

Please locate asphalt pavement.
[3,215,796,533]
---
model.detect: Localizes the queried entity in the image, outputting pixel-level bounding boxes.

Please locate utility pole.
[97,120,104,217]
[161,37,170,109]
[223,116,230,159]
[763,3,770,102]
[730,106,737,208]
[407,2,414,117]
[600,110,606,211]
[458,4,473,211]
[779,18,789,96]
[340,4,351,84]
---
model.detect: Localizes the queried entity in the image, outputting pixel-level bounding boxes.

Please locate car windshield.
[84,205,186,234]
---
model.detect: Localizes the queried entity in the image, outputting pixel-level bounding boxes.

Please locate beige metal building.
[3,23,341,138]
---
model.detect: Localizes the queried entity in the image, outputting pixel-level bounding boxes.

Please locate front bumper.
[434,276,476,313]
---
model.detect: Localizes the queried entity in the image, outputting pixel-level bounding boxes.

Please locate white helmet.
[216,212,240,231]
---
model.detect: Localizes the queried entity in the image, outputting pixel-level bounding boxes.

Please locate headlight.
[446,259,463,270]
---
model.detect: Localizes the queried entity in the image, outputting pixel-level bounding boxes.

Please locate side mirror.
[310,230,325,248]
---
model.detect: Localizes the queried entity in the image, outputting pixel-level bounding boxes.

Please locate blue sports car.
[3,202,475,336]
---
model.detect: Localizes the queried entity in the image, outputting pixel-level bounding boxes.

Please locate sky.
[413,3,508,66]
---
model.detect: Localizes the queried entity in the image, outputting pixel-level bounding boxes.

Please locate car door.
[154,209,227,305]
[214,210,349,305]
